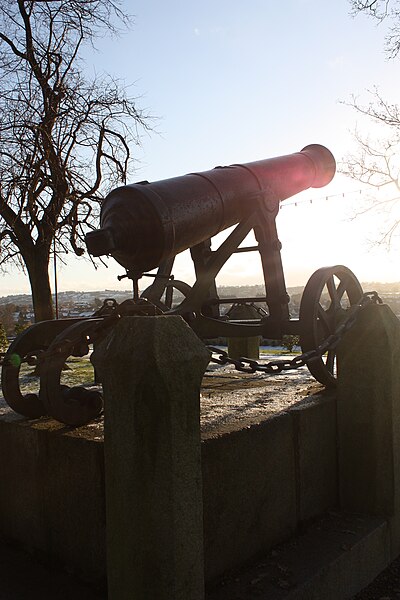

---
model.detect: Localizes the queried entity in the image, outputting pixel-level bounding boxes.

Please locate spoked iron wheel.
[299,265,363,387]
[141,257,193,312]
[149,279,193,312]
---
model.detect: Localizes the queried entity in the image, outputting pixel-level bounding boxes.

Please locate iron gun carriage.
[1,144,364,425]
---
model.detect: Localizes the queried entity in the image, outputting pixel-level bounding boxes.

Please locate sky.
[3,0,400,295]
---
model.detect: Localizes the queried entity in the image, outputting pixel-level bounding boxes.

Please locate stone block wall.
[0,389,338,584]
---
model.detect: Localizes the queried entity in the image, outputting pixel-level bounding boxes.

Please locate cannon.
[1,144,364,426]
[85,144,335,273]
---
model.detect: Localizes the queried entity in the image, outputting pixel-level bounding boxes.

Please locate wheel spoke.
[326,275,339,307]
[317,304,332,335]
[336,279,347,303]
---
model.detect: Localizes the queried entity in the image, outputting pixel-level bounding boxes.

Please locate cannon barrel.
[85,144,335,273]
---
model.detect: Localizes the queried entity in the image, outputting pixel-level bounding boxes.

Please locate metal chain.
[0,291,382,371]
[207,291,382,374]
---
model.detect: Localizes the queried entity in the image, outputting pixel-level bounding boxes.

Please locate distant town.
[0,281,399,337]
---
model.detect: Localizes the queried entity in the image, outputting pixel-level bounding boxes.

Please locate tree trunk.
[25,250,54,322]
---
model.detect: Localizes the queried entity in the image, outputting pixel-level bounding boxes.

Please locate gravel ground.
[201,356,319,437]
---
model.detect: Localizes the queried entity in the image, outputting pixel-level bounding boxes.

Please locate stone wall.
[0,389,337,584]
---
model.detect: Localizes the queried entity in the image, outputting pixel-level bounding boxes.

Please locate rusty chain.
[207,291,382,375]
[0,291,382,373]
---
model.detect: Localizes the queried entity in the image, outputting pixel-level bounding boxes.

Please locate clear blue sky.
[2,0,400,295]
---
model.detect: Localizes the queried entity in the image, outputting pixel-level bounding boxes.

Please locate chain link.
[207,291,382,375]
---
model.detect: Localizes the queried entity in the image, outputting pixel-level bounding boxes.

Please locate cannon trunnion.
[1,145,363,425]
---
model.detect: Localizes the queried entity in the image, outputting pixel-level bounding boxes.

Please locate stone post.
[336,303,400,558]
[92,316,210,600]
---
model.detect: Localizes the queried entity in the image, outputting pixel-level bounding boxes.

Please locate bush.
[282,335,300,353]
[15,321,29,336]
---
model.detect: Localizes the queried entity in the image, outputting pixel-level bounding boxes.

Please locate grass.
[259,348,300,355]
[12,356,96,395]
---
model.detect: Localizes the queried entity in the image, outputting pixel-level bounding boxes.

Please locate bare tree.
[341,88,400,244]
[350,0,400,58]
[0,1,151,321]
[342,1,400,244]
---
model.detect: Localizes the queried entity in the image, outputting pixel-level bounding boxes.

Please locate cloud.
[194,27,200,36]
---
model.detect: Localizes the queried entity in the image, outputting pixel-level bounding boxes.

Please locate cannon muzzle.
[86,144,335,273]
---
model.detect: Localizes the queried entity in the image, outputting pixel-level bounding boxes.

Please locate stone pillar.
[92,316,210,600]
[336,303,400,558]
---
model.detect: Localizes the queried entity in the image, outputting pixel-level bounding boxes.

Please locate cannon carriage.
[1,144,364,425]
